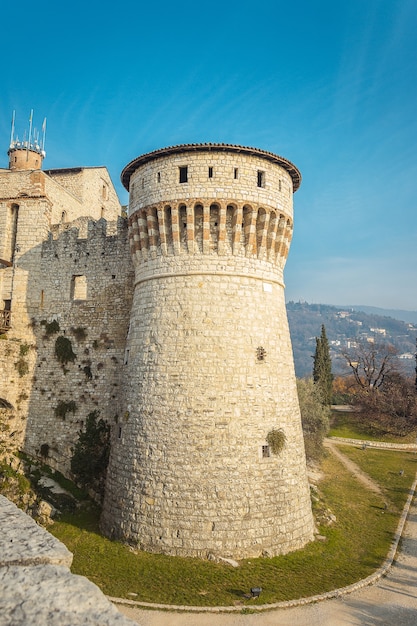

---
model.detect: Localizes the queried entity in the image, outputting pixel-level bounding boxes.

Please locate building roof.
[121,143,302,192]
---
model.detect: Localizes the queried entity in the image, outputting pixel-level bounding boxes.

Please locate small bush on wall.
[72,327,87,342]
[70,410,110,500]
[40,443,49,458]
[43,320,60,336]
[266,429,286,455]
[55,336,76,365]
[54,400,77,420]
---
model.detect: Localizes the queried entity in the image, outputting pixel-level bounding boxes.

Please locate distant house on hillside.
[370,327,387,336]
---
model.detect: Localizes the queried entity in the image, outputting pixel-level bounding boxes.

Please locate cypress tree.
[313,324,333,405]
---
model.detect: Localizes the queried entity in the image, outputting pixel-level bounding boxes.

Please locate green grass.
[48,448,417,607]
[336,445,417,511]
[329,411,417,443]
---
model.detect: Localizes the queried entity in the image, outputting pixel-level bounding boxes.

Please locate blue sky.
[1,0,416,310]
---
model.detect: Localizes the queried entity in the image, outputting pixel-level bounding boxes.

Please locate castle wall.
[20,218,134,473]
[0,340,35,457]
[0,156,128,476]
[45,168,121,223]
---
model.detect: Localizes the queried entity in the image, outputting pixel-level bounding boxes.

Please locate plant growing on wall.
[42,319,60,336]
[83,365,93,380]
[55,336,76,365]
[72,327,87,342]
[266,428,286,455]
[54,400,77,420]
[14,342,31,377]
[70,410,110,500]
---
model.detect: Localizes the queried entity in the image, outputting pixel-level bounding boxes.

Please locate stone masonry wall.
[0,160,129,477]
[129,150,294,219]
[20,218,134,474]
[102,145,314,559]
[0,340,35,456]
[45,168,121,224]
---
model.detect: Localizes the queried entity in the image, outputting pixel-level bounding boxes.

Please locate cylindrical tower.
[101,144,314,559]
[8,145,44,171]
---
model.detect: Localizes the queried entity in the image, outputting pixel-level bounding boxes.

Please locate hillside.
[286,301,417,378]
[342,305,417,325]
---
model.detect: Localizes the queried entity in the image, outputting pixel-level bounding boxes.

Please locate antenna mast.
[10,110,15,147]
[26,109,33,161]
[41,117,47,155]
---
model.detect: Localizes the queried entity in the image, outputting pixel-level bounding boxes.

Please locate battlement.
[49,215,128,242]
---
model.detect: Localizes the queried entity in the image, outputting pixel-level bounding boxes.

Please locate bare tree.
[340,341,417,435]
[340,341,398,392]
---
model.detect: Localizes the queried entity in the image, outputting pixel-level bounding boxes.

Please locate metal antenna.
[27,109,33,161]
[41,117,47,154]
[10,110,15,147]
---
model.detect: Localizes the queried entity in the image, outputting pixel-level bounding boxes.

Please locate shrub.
[15,358,29,377]
[40,443,49,458]
[83,365,93,380]
[70,410,110,500]
[55,336,76,365]
[19,343,30,357]
[44,320,60,336]
[54,400,77,420]
[72,327,87,342]
[297,377,330,461]
[266,429,286,455]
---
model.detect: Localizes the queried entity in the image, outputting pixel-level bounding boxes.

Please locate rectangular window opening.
[208,166,213,178]
[71,275,87,301]
[234,168,238,179]
[157,172,161,183]
[179,166,188,183]
[257,170,265,188]
[262,445,270,458]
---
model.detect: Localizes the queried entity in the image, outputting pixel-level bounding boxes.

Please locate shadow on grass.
[56,502,102,534]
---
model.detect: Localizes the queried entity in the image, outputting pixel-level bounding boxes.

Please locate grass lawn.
[49,447,417,607]
[329,410,417,443]
[336,445,417,510]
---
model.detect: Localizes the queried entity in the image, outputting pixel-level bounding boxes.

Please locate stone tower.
[8,141,44,171]
[101,143,314,559]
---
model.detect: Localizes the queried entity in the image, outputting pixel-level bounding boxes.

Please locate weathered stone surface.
[0,496,137,626]
[0,564,135,626]
[0,495,71,567]
[101,145,315,559]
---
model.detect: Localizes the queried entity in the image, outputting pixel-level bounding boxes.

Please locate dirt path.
[323,440,385,496]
